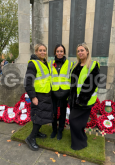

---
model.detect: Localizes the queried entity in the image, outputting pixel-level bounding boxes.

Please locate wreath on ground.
[99,100,115,116]
[15,107,31,125]
[97,114,115,134]
[3,107,16,123]
[0,105,8,121]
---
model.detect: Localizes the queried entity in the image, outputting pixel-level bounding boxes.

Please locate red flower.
[52,63,57,68]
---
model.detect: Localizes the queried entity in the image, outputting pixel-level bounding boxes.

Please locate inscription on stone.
[69,0,87,57]
[99,66,107,89]
[48,0,63,57]
[92,0,114,57]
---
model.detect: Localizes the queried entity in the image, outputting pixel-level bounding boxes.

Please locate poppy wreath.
[15,107,31,125]
[20,93,31,106]
[97,114,115,134]
[0,105,8,121]
[14,100,31,124]
[99,100,115,116]
[3,107,16,123]
[86,105,98,128]
[14,100,31,112]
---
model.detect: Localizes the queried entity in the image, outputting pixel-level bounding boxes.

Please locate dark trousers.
[29,123,41,139]
[52,96,67,133]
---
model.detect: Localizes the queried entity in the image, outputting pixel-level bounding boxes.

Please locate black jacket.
[24,54,53,125]
[25,54,49,100]
[52,56,70,99]
[69,62,100,107]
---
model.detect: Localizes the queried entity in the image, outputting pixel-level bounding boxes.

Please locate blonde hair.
[34,43,47,53]
[76,43,91,68]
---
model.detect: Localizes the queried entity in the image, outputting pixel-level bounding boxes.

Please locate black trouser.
[29,123,41,139]
[52,96,67,133]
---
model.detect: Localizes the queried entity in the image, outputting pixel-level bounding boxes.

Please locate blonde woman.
[25,44,53,151]
[69,43,100,150]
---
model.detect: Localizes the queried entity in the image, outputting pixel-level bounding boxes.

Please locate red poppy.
[52,63,57,68]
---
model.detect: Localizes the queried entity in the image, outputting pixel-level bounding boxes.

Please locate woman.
[50,44,73,140]
[69,43,100,150]
[25,43,53,151]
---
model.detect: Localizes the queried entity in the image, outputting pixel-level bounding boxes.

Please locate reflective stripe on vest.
[52,82,70,85]
[77,61,93,89]
[34,60,50,80]
[76,61,99,105]
[51,60,73,91]
[28,60,51,93]
[77,92,97,97]
[51,60,71,79]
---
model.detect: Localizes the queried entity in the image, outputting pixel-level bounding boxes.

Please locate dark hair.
[54,44,66,55]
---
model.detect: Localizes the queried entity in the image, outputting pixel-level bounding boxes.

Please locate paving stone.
[0,135,18,157]
[2,140,44,165]
[0,122,22,135]
[105,133,115,142]
[105,150,115,164]
[105,142,114,151]
[0,158,17,165]
[36,149,82,165]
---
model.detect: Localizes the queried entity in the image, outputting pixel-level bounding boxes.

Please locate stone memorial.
[92,0,114,57]
[69,0,87,57]
[48,0,63,57]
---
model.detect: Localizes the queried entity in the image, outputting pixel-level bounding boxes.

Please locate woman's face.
[77,46,88,61]
[55,46,65,59]
[35,46,47,60]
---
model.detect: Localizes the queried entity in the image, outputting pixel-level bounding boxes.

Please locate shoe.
[57,131,62,140]
[36,132,47,138]
[50,131,57,138]
[25,136,39,151]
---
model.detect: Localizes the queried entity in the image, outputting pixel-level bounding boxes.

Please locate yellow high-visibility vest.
[28,60,51,93]
[50,60,73,91]
[71,61,100,105]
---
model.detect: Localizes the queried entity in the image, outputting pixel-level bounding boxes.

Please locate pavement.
[0,122,115,165]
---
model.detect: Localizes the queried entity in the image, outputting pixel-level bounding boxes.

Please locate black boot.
[36,132,47,138]
[25,136,39,151]
[50,131,57,138]
[57,131,62,140]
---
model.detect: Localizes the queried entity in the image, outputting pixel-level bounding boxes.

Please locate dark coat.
[25,54,53,125]
[69,62,100,108]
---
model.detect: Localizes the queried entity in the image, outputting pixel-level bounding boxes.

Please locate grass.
[11,121,105,165]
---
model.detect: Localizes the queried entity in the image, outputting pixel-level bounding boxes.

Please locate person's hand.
[32,97,38,105]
